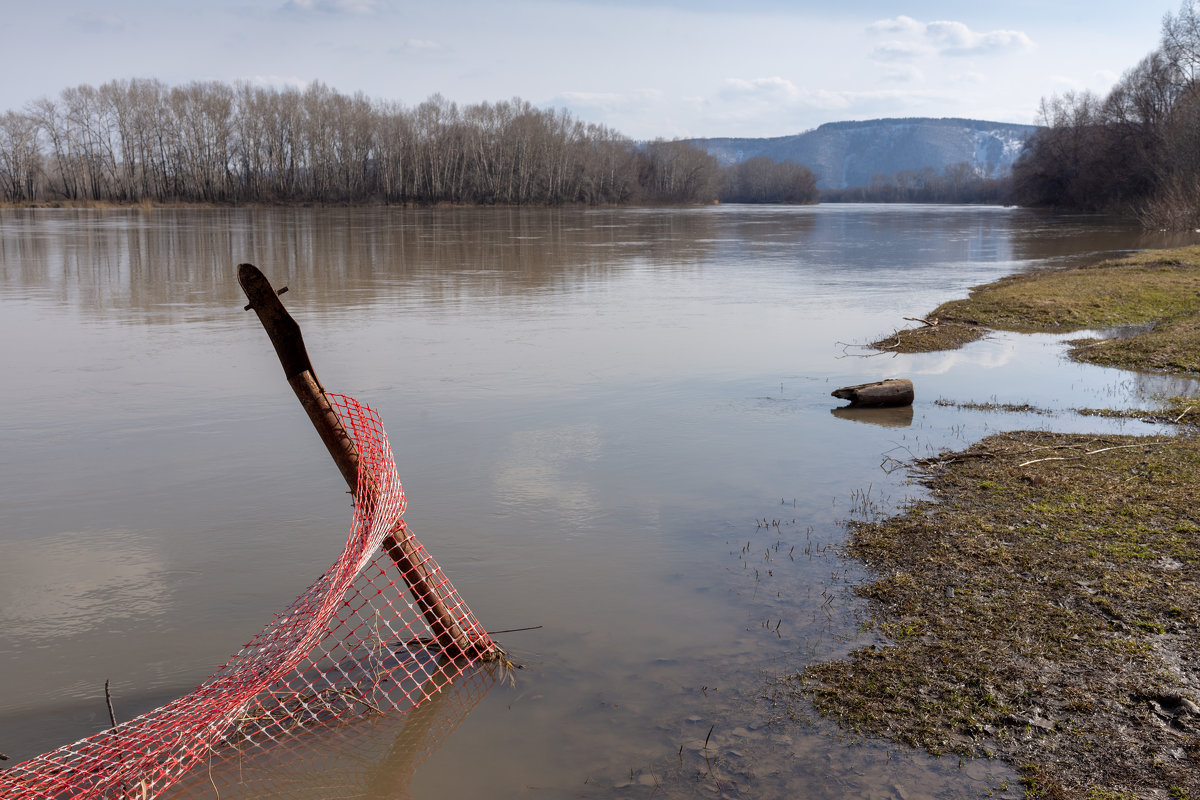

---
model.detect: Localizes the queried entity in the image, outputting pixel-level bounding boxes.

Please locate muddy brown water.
[1,205,1198,798]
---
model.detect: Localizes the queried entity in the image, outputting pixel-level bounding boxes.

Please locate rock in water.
[831,378,914,408]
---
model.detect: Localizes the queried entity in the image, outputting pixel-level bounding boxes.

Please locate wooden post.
[238,263,478,660]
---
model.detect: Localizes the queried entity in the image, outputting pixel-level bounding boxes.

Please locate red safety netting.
[0,394,497,800]
[163,665,498,800]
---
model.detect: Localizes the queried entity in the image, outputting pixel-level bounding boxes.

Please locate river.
[0,204,1197,798]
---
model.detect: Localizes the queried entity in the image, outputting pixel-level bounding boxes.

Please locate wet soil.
[807,246,1200,799]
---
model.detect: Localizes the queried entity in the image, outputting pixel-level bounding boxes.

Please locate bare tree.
[1163,0,1200,83]
[0,111,41,201]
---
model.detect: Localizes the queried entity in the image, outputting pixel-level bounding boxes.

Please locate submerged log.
[831,378,914,408]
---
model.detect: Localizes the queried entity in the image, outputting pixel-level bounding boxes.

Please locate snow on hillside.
[693,118,1036,190]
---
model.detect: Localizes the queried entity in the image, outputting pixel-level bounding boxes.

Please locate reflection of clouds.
[901,336,1016,376]
[893,330,1200,413]
[493,424,601,527]
[1132,371,1200,400]
[0,529,170,640]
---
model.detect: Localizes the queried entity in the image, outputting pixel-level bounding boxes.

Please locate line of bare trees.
[720,157,818,204]
[821,162,1011,204]
[0,79,816,208]
[1013,1,1200,228]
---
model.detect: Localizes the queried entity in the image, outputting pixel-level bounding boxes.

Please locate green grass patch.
[874,246,1200,377]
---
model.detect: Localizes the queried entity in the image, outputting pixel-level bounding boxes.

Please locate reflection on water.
[831,405,915,428]
[164,666,498,800]
[0,205,1192,324]
[1,205,1198,798]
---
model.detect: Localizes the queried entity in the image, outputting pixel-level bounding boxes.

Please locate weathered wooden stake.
[238,263,478,660]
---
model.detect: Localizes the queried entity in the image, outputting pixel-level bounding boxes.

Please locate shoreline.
[797,246,1200,799]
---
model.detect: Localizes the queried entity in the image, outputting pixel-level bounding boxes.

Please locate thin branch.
[1018,442,1164,467]
[485,625,543,635]
[1083,443,1164,456]
[914,451,998,467]
[105,680,117,730]
[1017,456,1069,467]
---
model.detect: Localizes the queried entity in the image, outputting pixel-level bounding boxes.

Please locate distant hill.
[692,118,1036,190]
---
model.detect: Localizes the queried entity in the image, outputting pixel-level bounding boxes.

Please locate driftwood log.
[831,378,914,408]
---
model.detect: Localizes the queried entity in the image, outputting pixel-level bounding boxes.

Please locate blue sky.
[0,1,1177,139]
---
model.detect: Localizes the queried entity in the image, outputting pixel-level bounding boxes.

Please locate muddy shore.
[799,247,1200,799]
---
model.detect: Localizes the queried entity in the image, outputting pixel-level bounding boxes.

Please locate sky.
[0,0,1181,140]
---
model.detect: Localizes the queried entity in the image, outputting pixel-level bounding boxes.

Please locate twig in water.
[208,750,221,800]
[704,724,714,751]
[647,763,661,796]
[105,680,117,729]
[1175,405,1195,423]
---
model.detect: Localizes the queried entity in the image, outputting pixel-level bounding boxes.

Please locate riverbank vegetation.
[820,162,1012,204]
[0,80,816,207]
[872,246,1200,375]
[802,245,1200,798]
[1014,1,1200,229]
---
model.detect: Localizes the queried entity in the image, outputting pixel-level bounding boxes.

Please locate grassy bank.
[798,246,1200,798]
[873,246,1200,375]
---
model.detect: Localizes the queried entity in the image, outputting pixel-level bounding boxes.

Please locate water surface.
[1,205,1197,798]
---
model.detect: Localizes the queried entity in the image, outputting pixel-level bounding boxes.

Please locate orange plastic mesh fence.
[0,394,496,800]
[163,665,497,800]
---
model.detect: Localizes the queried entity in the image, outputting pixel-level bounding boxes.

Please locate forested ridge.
[1014,1,1200,228]
[0,80,816,207]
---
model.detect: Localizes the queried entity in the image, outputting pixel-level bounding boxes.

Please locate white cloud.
[924,20,975,51]
[927,21,1033,56]
[869,15,923,35]
[869,16,1033,58]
